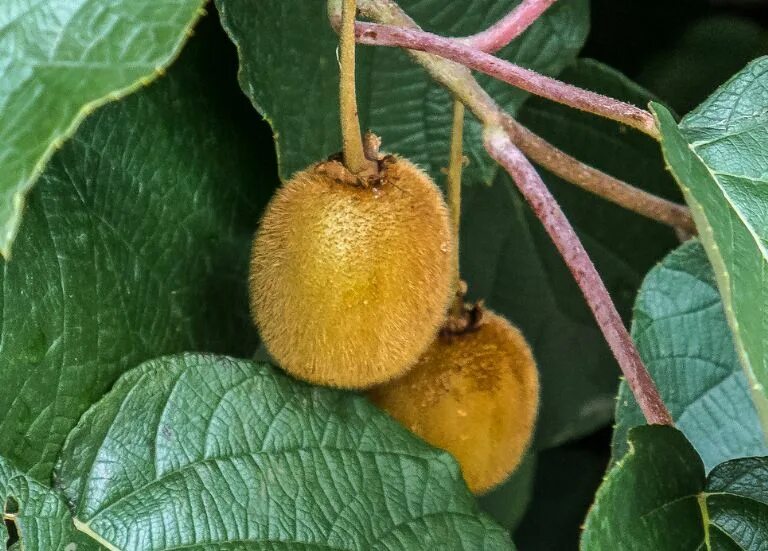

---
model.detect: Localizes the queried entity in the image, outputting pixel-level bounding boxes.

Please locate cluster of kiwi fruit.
[248,0,538,495]
[249,141,539,494]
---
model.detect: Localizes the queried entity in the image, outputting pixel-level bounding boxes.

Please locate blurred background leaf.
[584,0,768,114]
[636,15,768,113]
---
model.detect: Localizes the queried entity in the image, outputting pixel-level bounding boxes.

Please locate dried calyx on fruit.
[249,143,454,389]
[368,301,539,494]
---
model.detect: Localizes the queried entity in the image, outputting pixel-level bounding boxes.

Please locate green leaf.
[56,354,513,550]
[582,426,768,550]
[216,0,588,184]
[614,240,768,471]
[0,19,270,481]
[0,455,99,550]
[653,57,768,436]
[462,60,681,448]
[0,0,208,258]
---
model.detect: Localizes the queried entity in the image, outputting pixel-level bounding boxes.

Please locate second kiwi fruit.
[368,306,539,494]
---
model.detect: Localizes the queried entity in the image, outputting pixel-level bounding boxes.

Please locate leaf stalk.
[447,99,466,317]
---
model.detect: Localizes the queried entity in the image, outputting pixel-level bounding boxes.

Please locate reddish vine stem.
[485,127,672,426]
[329,5,693,233]
[460,0,558,53]
[351,21,660,140]
[502,116,696,233]
[328,3,692,231]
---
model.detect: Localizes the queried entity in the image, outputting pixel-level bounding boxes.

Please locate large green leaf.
[462,60,681,448]
[582,426,768,550]
[0,0,208,258]
[0,18,270,481]
[216,0,588,184]
[0,455,99,550]
[654,57,768,436]
[56,354,513,550]
[614,240,768,471]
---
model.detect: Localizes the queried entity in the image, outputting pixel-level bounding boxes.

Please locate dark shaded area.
[4,497,19,548]
[5,518,18,549]
[583,0,768,113]
[4,496,19,548]
[515,427,612,550]
[195,8,280,204]
[3,497,18,515]
[185,10,280,354]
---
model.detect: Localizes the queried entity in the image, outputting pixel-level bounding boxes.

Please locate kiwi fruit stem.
[447,99,466,319]
[442,295,484,337]
[339,0,378,179]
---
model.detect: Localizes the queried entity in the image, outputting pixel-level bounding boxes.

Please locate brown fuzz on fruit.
[249,155,454,389]
[368,309,539,494]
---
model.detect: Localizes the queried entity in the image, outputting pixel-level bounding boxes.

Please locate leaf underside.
[614,240,768,472]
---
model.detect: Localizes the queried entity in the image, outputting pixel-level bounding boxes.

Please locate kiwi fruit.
[249,155,453,389]
[368,309,539,494]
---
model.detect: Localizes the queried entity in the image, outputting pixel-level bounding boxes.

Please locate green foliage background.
[1,1,768,550]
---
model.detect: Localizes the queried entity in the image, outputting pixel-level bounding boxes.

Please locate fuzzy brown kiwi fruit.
[368,309,539,494]
[249,155,454,389]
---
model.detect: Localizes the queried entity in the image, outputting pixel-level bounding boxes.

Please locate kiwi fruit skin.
[249,156,453,389]
[368,311,539,494]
